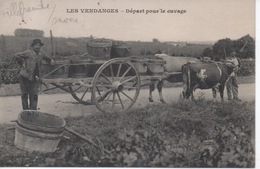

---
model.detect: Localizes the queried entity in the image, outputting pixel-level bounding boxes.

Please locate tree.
[212,38,233,60]
[211,35,255,60]
[234,34,255,59]
[152,38,160,43]
[202,47,213,59]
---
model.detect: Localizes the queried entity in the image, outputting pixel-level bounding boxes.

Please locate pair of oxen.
[148,54,237,103]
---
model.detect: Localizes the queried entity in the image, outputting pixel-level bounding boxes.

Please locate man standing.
[14,39,53,110]
[226,51,241,101]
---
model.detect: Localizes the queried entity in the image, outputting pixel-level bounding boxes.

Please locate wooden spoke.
[116,92,124,109]
[70,85,82,92]
[121,76,138,84]
[97,89,112,102]
[80,87,89,100]
[110,64,115,81]
[120,91,134,102]
[112,92,116,110]
[117,63,122,77]
[105,92,113,101]
[68,85,92,105]
[119,66,132,81]
[96,86,102,95]
[100,73,111,84]
[123,85,139,90]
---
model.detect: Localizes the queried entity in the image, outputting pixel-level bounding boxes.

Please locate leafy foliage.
[0,55,20,84]
[202,47,213,58]
[238,59,255,76]
[205,34,254,60]
[235,35,255,59]
[63,101,255,167]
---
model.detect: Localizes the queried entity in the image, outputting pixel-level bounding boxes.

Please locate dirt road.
[0,83,255,124]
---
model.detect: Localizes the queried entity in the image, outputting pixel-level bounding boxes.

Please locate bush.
[238,59,255,76]
[0,56,20,84]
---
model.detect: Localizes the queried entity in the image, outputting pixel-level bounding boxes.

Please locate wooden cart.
[41,56,171,113]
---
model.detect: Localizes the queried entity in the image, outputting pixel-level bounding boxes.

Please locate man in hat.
[14,39,54,110]
[226,51,241,101]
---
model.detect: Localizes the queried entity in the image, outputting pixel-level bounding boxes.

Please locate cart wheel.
[92,58,141,113]
[68,84,92,105]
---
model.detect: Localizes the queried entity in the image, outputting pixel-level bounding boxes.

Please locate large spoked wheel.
[92,58,141,113]
[68,84,92,105]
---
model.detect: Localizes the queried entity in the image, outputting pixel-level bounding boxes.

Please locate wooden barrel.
[87,39,112,60]
[146,59,166,75]
[131,58,148,75]
[14,110,66,153]
[111,42,131,58]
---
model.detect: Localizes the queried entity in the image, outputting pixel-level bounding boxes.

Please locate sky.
[0,0,255,42]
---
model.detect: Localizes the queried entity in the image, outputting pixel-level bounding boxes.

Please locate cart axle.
[112,81,124,92]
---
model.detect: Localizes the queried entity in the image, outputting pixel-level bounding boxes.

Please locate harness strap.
[187,66,191,91]
[215,62,222,78]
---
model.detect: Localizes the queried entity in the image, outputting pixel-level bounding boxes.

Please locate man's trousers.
[226,76,239,100]
[19,76,39,110]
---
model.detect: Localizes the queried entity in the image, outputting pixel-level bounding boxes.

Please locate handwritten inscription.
[51,17,78,25]
[1,0,50,19]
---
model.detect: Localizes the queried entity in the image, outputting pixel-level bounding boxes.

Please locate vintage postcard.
[0,0,256,167]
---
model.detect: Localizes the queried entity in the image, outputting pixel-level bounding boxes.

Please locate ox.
[181,61,235,101]
[148,54,199,102]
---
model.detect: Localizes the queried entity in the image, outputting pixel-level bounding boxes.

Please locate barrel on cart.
[111,41,131,59]
[87,39,112,60]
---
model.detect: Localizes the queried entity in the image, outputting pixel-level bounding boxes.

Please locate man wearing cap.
[226,51,241,101]
[14,39,54,110]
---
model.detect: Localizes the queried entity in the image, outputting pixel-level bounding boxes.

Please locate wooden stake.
[50,30,55,57]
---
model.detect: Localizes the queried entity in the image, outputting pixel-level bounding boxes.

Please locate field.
[0,99,254,167]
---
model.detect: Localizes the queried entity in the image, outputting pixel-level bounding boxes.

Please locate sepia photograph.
[0,0,256,167]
